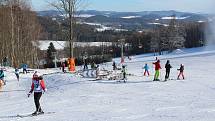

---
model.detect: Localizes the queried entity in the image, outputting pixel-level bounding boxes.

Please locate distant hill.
[36,10,211,31]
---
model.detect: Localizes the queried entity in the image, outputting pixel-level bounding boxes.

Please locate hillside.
[37,10,210,31]
[1,46,215,121]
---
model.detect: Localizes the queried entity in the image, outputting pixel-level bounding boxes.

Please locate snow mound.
[171,49,186,54]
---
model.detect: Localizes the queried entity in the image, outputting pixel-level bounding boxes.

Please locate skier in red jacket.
[28,73,47,115]
[153,59,162,81]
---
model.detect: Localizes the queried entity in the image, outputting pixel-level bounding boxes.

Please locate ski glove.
[27,93,31,97]
[43,88,47,94]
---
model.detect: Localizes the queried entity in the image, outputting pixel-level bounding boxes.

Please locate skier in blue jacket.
[143,63,150,76]
[0,69,5,85]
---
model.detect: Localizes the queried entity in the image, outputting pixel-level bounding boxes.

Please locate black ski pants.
[34,92,42,111]
[165,70,170,79]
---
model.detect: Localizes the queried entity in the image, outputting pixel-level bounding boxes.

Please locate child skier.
[121,65,127,83]
[165,60,172,81]
[96,65,100,79]
[0,69,5,85]
[28,73,47,115]
[143,63,150,76]
[61,62,66,73]
[112,61,117,70]
[22,64,28,74]
[15,68,20,81]
[83,56,88,70]
[177,64,185,80]
[153,59,161,81]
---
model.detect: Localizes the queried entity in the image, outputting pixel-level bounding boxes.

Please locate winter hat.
[33,71,39,78]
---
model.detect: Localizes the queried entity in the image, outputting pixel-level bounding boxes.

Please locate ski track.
[1,47,215,121]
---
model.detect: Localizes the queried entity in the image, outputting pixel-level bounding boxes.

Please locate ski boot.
[32,111,38,116]
[38,108,44,115]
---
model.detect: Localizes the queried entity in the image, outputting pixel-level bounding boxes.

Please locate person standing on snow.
[112,61,117,70]
[0,69,5,85]
[15,68,20,81]
[22,64,28,74]
[121,65,127,83]
[61,62,66,73]
[28,73,47,115]
[83,56,88,70]
[165,60,172,81]
[153,59,162,81]
[177,64,185,80]
[143,63,150,76]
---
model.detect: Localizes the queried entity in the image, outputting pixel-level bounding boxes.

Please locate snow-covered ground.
[1,46,215,121]
[161,16,190,20]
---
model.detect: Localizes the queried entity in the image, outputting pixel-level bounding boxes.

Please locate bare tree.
[48,0,87,58]
[0,0,41,67]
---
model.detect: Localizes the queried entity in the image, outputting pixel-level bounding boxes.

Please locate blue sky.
[32,0,215,13]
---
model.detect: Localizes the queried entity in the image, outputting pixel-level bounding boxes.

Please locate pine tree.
[46,42,57,66]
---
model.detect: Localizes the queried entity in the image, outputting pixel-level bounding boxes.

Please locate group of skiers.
[143,58,185,81]
[0,57,185,115]
[0,67,46,116]
[111,58,185,82]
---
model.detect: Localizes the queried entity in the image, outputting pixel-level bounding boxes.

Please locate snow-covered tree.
[166,15,186,52]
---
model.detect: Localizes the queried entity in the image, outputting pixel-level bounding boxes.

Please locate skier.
[153,59,162,81]
[96,65,100,79]
[91,61,96,70]
[22,63,28,74]
[143,63,150,76]
[28,73,46,115]
[121,65,127,83]
[83,56,88,70]
[177,64,185,80]
[61,62,66,73]
[90,61,96,77]
[112,61,117,70]
[15,68,20,81]
[165,60,172,81]
[0,69,5,85]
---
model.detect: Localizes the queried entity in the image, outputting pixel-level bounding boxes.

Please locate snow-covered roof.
[38,40,113,50]
[39,40,66,50]
[161,16,190,20]
[121,16,141,19]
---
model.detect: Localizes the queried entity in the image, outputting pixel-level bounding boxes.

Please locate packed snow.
[1,46,215,121]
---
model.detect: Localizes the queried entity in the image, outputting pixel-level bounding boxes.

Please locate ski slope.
[1,46,215,121]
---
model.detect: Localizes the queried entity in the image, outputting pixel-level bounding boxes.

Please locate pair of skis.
[16,112,55,118]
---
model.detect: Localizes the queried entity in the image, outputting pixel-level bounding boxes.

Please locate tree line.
[0,0,41,68]
[39,15,206,62]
